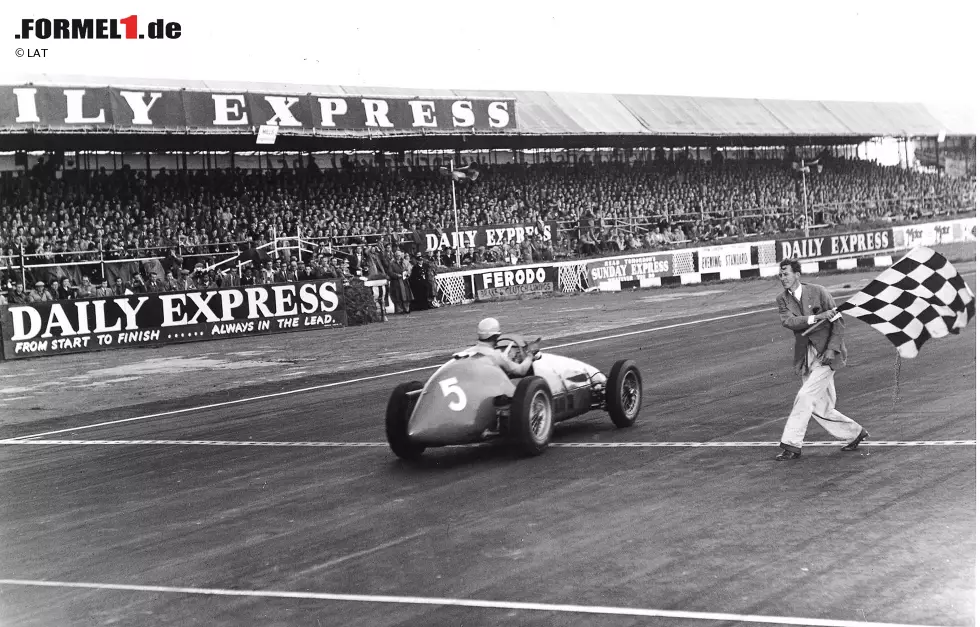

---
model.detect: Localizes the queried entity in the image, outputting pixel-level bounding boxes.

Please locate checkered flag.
[835,247,975,358]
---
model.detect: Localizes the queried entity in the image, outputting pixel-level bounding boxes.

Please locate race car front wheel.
[386,381,426,460]
[606,359,642,428]
[509,377,553,456]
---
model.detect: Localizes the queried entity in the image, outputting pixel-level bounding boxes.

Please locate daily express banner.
[474,265,558,301]
[1,280,346,360]
[893,218,976,249]
[425,222,558,252]
[0,86,517,133]
[584,253,674,287]
[776,228,893,261]
[697,243,753,271]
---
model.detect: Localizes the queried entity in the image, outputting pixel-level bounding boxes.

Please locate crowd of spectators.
[0,153,974,287]
[0,242,444,311]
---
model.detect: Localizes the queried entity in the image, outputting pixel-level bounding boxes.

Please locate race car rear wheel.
[606,360,642,428]
[386,381,426,460]
[509,377,553,456]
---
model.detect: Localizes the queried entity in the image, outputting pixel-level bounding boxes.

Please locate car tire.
[509,376,553,456]
[386,381,426,460]
[606,359,642,428]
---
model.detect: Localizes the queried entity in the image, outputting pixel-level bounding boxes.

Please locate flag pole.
[801,308,842,337]
[450,158,461,267]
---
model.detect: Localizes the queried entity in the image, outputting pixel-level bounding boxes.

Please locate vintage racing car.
[385,334,642,459]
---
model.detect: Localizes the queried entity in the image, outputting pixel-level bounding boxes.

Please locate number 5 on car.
[439,377,467,411]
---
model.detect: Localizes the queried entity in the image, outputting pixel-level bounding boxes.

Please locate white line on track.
[299,530,428,575]
[0,439,973,448]
[7,307,773,441]
[0,578,952,627]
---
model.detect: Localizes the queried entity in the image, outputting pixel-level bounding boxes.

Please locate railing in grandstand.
[0,194,974,283]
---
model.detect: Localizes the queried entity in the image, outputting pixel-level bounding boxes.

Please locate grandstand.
[0,75,975,300]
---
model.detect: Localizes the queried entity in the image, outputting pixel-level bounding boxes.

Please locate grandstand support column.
[450,159,461,267]
[19,245,26,288]
[800,158,810,238]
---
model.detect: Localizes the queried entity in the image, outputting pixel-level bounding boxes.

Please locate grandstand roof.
[0,74,974,152]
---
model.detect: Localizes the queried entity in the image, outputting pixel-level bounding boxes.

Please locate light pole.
[450,158,461,268]
[793,156,811,238]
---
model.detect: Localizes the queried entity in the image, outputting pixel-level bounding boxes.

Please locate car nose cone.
[407,358,515,445]
[407,406,475,443]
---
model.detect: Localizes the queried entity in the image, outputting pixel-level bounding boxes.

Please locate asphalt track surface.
[0,267,975,626]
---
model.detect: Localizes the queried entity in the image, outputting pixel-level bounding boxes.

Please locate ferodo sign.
[475,266,557,301]
[0,279,346,360]
[776,229,893,261]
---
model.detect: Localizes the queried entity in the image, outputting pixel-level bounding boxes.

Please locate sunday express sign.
[1,279,346,360]
[475,266,558,301]
[584,253,674,287]
[776,229,893,261]
[424,222,558,252]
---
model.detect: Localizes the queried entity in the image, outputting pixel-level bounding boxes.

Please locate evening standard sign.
[585,254,673,286]
[475,266,557,301]
[0,280,346,360]
[776,229,893,261]
[697,243,752,271]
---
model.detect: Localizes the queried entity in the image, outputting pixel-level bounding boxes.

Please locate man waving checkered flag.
[831,247,975,358]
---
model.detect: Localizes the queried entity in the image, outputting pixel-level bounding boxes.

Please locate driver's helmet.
[477,317,501,341]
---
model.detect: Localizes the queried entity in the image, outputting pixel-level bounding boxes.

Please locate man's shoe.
[775,450,802,461]
[841,429,870,451]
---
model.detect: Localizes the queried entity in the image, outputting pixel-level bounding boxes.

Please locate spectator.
[259,260,276,284]
[146,272,164,293]
[27,280,52,302]
[385,249,412,314]
[47,278,62,301]
[179,269,196,291]
[7,281,29,304]
[57,277,76,300]
[163,270,180,292]
[95,277,114,298]
[129,274,147,294]
[76,276,98,299]
[297,261,317,282]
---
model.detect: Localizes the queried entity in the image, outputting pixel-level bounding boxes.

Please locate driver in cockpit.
[465,317,534,378]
